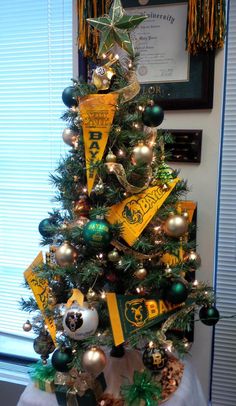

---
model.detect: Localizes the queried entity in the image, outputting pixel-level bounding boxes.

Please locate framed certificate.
[122,0,214,110]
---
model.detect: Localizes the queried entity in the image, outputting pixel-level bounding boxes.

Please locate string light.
[193,280,199,286]
[154,225,161,233]
[149,341,154,348]
[166,343,172,352]
[100,291,106,300]
[82,187,87,193]
[118,149,124,156]
[165,264,172,274]
[154,239,162,245]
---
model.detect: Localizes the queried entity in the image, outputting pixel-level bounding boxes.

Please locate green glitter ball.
[156,162,174,182]
[83,219,112,250]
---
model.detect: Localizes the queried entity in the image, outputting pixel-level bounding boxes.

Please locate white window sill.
[0,333,37,386]
[0,361,29,386]
[0,333,36,360]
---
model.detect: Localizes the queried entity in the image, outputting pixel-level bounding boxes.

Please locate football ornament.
[63,303,99,340]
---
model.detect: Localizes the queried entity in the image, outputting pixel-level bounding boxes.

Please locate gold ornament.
[106,150,117,163]
[23,320,32,332]
[55,241,78,267]
[163,214,188,238]
[92,65,115,91]
[62,128,78,146]
[115,126,121,134]
[132,142,153,165]
[107,249,120,262]
[82,346,107,376]
[134,264,148,280]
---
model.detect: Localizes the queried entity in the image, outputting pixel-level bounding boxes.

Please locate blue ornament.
[38,218,56,238]
[62,86,77,108]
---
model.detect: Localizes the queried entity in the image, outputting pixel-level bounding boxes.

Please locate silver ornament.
[107,249,120,262]
[82,346,107,376]
[63,302,99,340]
[23,320,32,332]
[163,214,188,238]
[93,179,105,195]
[184,250,201,267]
[62,128,78,146]
[132,143,153,165]
[55,241,78,267]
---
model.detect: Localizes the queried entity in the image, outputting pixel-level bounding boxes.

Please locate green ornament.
[166,280,188,304]
[87,0,147,57]
[199,305,220,326]
[51,348,73,372]
[142,104,164,127]
[155,162,174,182]
[83,219,112,250]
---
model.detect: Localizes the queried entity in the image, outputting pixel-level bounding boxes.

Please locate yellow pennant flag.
[24,252,57,345]
[106,179,179,246]
[80,93,118,195]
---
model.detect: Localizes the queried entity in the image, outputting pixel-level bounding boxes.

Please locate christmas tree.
[21,0,220,404]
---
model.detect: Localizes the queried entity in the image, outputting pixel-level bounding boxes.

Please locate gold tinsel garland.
[77,0,111,59]
[187,0,226,54]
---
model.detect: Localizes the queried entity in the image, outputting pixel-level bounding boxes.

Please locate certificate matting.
[128,3,189,84]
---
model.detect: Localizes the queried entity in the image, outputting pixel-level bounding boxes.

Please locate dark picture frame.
[78,0,215,110]
[122,0,214,110]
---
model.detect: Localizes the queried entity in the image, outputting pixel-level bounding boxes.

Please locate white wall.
[163,50,225,400]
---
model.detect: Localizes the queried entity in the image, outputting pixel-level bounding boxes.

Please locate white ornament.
[62,302,98,340]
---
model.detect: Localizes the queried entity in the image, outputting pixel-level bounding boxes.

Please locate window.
[211,1,236,404]
[0,0,73,356]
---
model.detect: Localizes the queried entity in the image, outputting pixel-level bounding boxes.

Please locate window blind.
[211,1,236,404]
[0,0,72,340]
